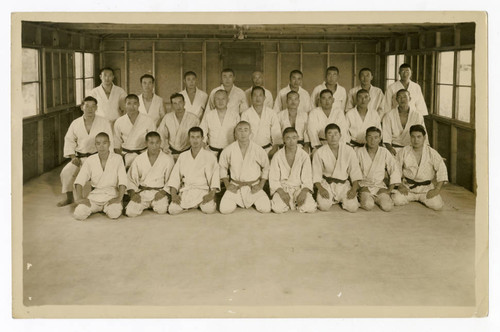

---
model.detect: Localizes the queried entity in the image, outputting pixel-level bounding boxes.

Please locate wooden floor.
[22,165,476,308]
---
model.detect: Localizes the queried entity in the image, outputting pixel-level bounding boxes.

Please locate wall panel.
[456,128,474,191]
[329,54,354,92]
[128,51,153,95]
[263,51,277,98]
[302,54,327,93]
[156,53,181,109]
[42,117,56,172]
[280,53,300,92]
[23,122,38,182]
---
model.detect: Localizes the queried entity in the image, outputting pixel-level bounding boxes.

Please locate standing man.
[307,89,348,150]
[179,71,208,120]
[57,96,114,207]
[269,127,317,214]
[73,132,127,221]
[383,89,427,156]
[137,74,165,127]
[167,127,220,215]
[385,63,428,116]
[274,70,311,114]
[392,125,448,211]
[241,86,282,157]
[157,93,200,159]
[113,94,156,168]
[199,90,240,158]
[125,131,175,217]
[219,121,271,214]
[345,89,382,147]
[207,68,248,114]
[312,123,362,213]
[244,71,274,109]
[90,67,127,122]
[356,127,401,212]
[310,66,347,112]
[276,91,310,152]
[346,68,385,117]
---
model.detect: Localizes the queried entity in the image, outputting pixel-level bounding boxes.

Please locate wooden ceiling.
[30,22,467,41]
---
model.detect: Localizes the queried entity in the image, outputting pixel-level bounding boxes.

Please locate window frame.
[75,51,95,105]
[22,47,42,119]
[385,53,405,90]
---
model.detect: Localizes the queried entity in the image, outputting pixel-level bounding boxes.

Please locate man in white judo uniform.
[308,89,348,150]
[244,71,274,109]
[346,68,385,117]
[312,123,362,213]
[392,125,448,211]
[157,93,200,159]
[345,89,382,147]
[219,121,271,214]
[356,127,401,212]
[207,68,248,114]
[114,94,156,168]
[383,89,428,156]
[73,132,127,220]
[385,63,428,117]
[58,96,114,207]
[310,66,347,112]
[137,74,165,126]
[167,127,220,215]
[269,127,317,214]
[125,131,175,217]
[274,70,311,114]
[200,89,240,158]
[241,86,282,157]
[89,67,127,122]
[179,71,208,120]
[276,90,310,152]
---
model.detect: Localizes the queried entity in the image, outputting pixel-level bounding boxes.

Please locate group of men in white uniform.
[58,63,448,220]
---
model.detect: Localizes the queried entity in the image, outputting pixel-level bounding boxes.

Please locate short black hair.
[289,70,303,79]
[356,89,370,98]
[251,86,265,97]
[82,96,98,105]
[326,66,339,75]
[140,74,155,83]
[145,131,161,141]
[125,94,139,103]
[99,67,114,75]
[358,67,373,76]
[188,126,204,137]
[325,123,341,136]
[365,126,381,137]
[396,89,411,98]
[170,93,185,103]
[319,89,333,98]
[95,132,110,141]
[221,68,235,75]
[409,124,426,136]
[184,71,197,79]
[399,63,411,70]
[282,127,298,138]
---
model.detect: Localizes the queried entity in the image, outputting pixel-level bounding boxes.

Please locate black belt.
[122,147,146,154]
[319,138,327,142]
[392,143,405,148]
[209,145,223,153]
[139,185,165,191]
[75,151,97,158]
[349,140,365,147]
[297,140,305,145]
[261,143,272,149]
[170,146,190,155]
[323,175,347,184]
[405,177,432,189]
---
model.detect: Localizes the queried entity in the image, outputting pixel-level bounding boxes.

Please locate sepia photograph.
[11,10,488,321]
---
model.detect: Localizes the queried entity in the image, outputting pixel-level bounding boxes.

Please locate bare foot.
[57,198,73,207]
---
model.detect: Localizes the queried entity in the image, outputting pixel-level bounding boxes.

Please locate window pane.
[458,50,472,86]
[76,79,83,105]
[84,78,94,97]
[396,54,405,70]
[386,55,395,80]
[438,51,454,84]
[53,79,61,106]
[22,83,39,117]
[22,48,39,82]
[437,84,453,118]
[457,86,471,122]
[75,52,83,79]
[84,53,94,78]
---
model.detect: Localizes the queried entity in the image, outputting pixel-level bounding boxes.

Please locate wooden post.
[202,41,207,92]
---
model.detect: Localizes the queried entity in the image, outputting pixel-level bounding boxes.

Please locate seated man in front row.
[219,121,271,214]
[73,132,127,220]
[167,127,220,214]
[125,131,175,217]
[269,127,317,213]
[355,127,401,212]
[312,123,362,213]
[392,125,448,211]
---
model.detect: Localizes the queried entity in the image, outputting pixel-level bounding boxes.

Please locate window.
[45,50,75,110]
[436,50,473,123]
[22,48,40,118]
[386,54,405,89]
[75,52,95,104]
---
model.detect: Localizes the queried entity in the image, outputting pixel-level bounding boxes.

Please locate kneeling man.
[269,127,316,213]
[126,131,175,217]
[73,132,127,220]
[219,121,271,214]
[356,127,401,211]
[167,127,220,214]
[392,125,448,210]
[312,123,362,212]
